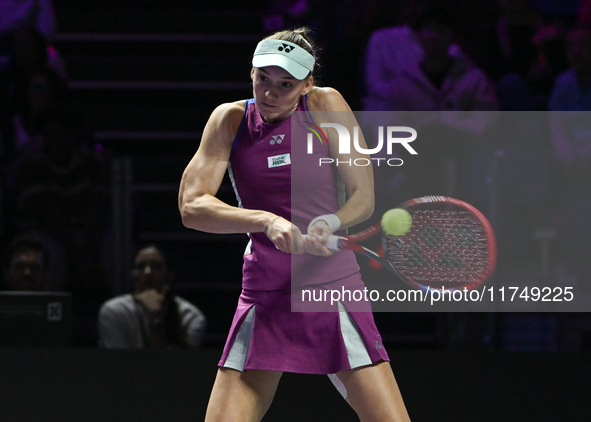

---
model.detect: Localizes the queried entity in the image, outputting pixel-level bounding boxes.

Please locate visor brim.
[252,54,311,80]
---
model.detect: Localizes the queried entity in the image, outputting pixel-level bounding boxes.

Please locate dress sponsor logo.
[267,153,291,168]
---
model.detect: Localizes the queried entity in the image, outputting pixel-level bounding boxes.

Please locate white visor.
[252,39,315,80]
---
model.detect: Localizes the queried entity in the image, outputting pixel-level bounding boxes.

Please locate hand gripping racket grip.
[301,235,342,251]
[326,235,341,251]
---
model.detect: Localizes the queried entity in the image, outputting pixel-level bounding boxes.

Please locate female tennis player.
[179,28,411,422]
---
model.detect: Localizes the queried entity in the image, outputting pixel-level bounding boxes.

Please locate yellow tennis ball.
[381,208,412,236]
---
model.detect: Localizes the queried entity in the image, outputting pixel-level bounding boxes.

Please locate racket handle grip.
[302,235,341,251]
[326,235,341,251]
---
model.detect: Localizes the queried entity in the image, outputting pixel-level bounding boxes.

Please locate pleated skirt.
[218,272,389,374]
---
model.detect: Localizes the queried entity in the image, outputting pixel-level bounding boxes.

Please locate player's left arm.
[307,87,375,235]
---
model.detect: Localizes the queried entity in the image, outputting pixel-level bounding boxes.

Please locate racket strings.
[385,209,492,289]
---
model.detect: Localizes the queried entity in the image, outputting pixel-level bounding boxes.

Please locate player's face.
[251,66,312,123]
[132,247,169,293]
[6,249,45,291]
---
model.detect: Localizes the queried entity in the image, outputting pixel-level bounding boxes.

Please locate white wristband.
[308,214,341,234]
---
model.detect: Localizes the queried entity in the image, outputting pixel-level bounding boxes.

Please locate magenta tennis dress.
[219,96,389,374]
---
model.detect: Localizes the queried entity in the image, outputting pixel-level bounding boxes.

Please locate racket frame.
[329,196,497,292]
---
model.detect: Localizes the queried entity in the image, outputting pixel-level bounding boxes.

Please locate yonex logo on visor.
[278,43,294,53]
[252,39,315,80]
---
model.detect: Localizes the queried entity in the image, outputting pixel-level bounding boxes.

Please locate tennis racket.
[326,196,496,292]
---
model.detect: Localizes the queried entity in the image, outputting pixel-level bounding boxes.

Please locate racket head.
[382,196,497,292]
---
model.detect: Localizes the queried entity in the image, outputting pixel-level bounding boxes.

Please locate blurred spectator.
[494,0,546,110]
[549,23,591,111]
[10,25,67,78]
[98,245,207,349]
[495,0,543,76]
[8,65,72,160]
[11,109,109,293]
[0,0,58,101]
[363,0,428,111]
[0,0,57,40]
[530,23,569,93]
[401,8,496,111]
[497,0,582,111]
[2,234,48,291]
[1,26,67,162]
[496,20,568,110]
[364,4,496,111]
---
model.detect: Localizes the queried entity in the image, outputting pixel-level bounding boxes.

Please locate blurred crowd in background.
[1,0,591,349]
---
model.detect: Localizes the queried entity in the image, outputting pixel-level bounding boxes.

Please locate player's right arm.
[178,102,303,253]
